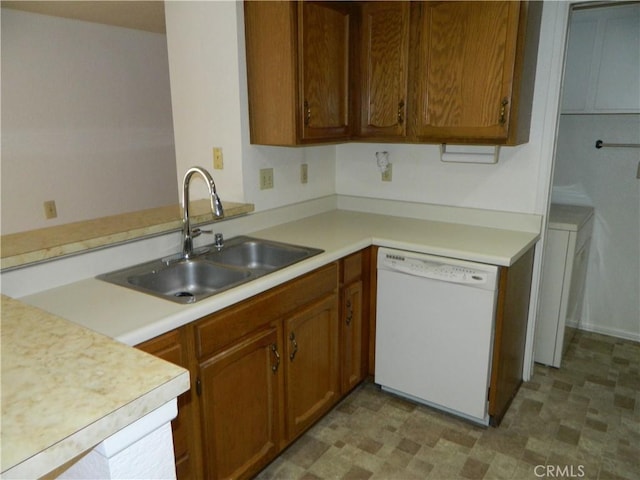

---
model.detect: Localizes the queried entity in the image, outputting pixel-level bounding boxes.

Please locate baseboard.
[578,323,640,343]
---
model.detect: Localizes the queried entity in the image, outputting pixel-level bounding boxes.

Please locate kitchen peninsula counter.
[0,295,190,479]
[20,209,540,347]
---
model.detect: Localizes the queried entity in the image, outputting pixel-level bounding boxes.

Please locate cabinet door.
[358,1,410,138]
[300,2,351,142]
[199,326,282,480]
[341,279,364,393]
[562,3,640,113]
[284,294,340,442]
[413,1,521,143]
[137,330,198,480]
[244,1,297,145]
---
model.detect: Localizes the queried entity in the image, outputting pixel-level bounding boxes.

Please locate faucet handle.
[214,233,224,248]
[191,227,212,238]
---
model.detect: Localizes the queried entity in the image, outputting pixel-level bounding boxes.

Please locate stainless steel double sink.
[97,236,324,304]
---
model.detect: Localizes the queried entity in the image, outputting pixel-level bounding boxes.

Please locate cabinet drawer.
[342,251,363,284]
[195,263,338,359]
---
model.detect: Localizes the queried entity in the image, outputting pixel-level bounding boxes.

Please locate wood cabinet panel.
[489,246,535,425]
[198,326,282,480]
[300,2,352,141]
[245,0,540,146]
[339,249,370,394]
[284,294,340,442]
[193,263,341,477]
[136,329,199,480]
[244,1,297,145]
[194,263,337,359]
[357,1,410,139]
[244,1,352,145]
[413,1,520,142]
[341,279,364,393]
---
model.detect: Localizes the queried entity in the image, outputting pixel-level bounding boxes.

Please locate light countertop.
[0,295,190,479]
[548,203,594,231]
[20,209,540,347]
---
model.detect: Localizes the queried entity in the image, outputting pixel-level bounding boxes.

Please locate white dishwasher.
[375,247,499,425]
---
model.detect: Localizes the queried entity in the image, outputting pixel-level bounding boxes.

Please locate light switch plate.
[44,200,58,219]
[260,168,274,190]
[381,163,392,182]
[213,147,223,169]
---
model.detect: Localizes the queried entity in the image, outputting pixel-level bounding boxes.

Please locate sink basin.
[204,236,323,271]
[98,259,251,304]
[97,236,323,303]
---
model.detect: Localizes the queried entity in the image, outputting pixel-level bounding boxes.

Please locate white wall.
[335,141,544,214]
[0,9,178,234]
[553,114,640,340]
[164,1,245,205]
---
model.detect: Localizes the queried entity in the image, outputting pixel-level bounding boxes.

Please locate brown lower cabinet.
[137,246,532,479]
[136,329,201,480]
[198,324,281,479]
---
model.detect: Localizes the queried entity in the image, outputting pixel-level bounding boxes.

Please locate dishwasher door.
[374,248,499,425]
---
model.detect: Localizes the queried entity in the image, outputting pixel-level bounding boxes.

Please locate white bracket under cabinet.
[439,144,500,164]
[561,3,640,114]
[535,204,594,368]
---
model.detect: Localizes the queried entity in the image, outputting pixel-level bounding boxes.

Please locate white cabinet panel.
[535,205,594,368]
[562,4,640,114]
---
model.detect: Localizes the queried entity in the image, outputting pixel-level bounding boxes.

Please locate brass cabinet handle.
[304,100,311,126]
[271,343,280,373]
[289,332,298,361]
[397,100,405,125]
[499,98,509,124]
[346,299,353,326]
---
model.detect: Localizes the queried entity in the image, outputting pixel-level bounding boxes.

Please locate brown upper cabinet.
[410,1,541,145]
[244,1,541,147]
[244,1,352,146]
[355,1,410,140]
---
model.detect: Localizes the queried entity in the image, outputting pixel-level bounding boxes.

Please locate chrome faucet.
[182,166,224,259]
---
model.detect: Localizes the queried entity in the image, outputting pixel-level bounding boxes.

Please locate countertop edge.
[2,371,189,480]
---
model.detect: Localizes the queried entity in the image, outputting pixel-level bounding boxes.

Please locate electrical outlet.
[213,147,223,170]
[43,200,58,219]
[301,163,308,184]
[381,163,393,182]
[260,168,274,190]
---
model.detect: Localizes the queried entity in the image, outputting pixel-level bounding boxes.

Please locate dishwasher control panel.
[379,248,498,288]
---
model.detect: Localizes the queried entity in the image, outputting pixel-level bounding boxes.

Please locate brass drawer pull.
[499,98,509,124]
[304,100,311,126]
[271,343,280,373]
[289,332,298,360]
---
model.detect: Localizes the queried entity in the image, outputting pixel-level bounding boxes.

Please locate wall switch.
[381,163,393,182]
[260,168,274,190]
[300,163,308,184]
[43,200,58,219]
[213,147,224,170]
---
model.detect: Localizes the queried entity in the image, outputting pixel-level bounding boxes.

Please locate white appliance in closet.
[535,204,594,368]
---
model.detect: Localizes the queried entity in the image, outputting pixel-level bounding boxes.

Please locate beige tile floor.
[257,331,639,480]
